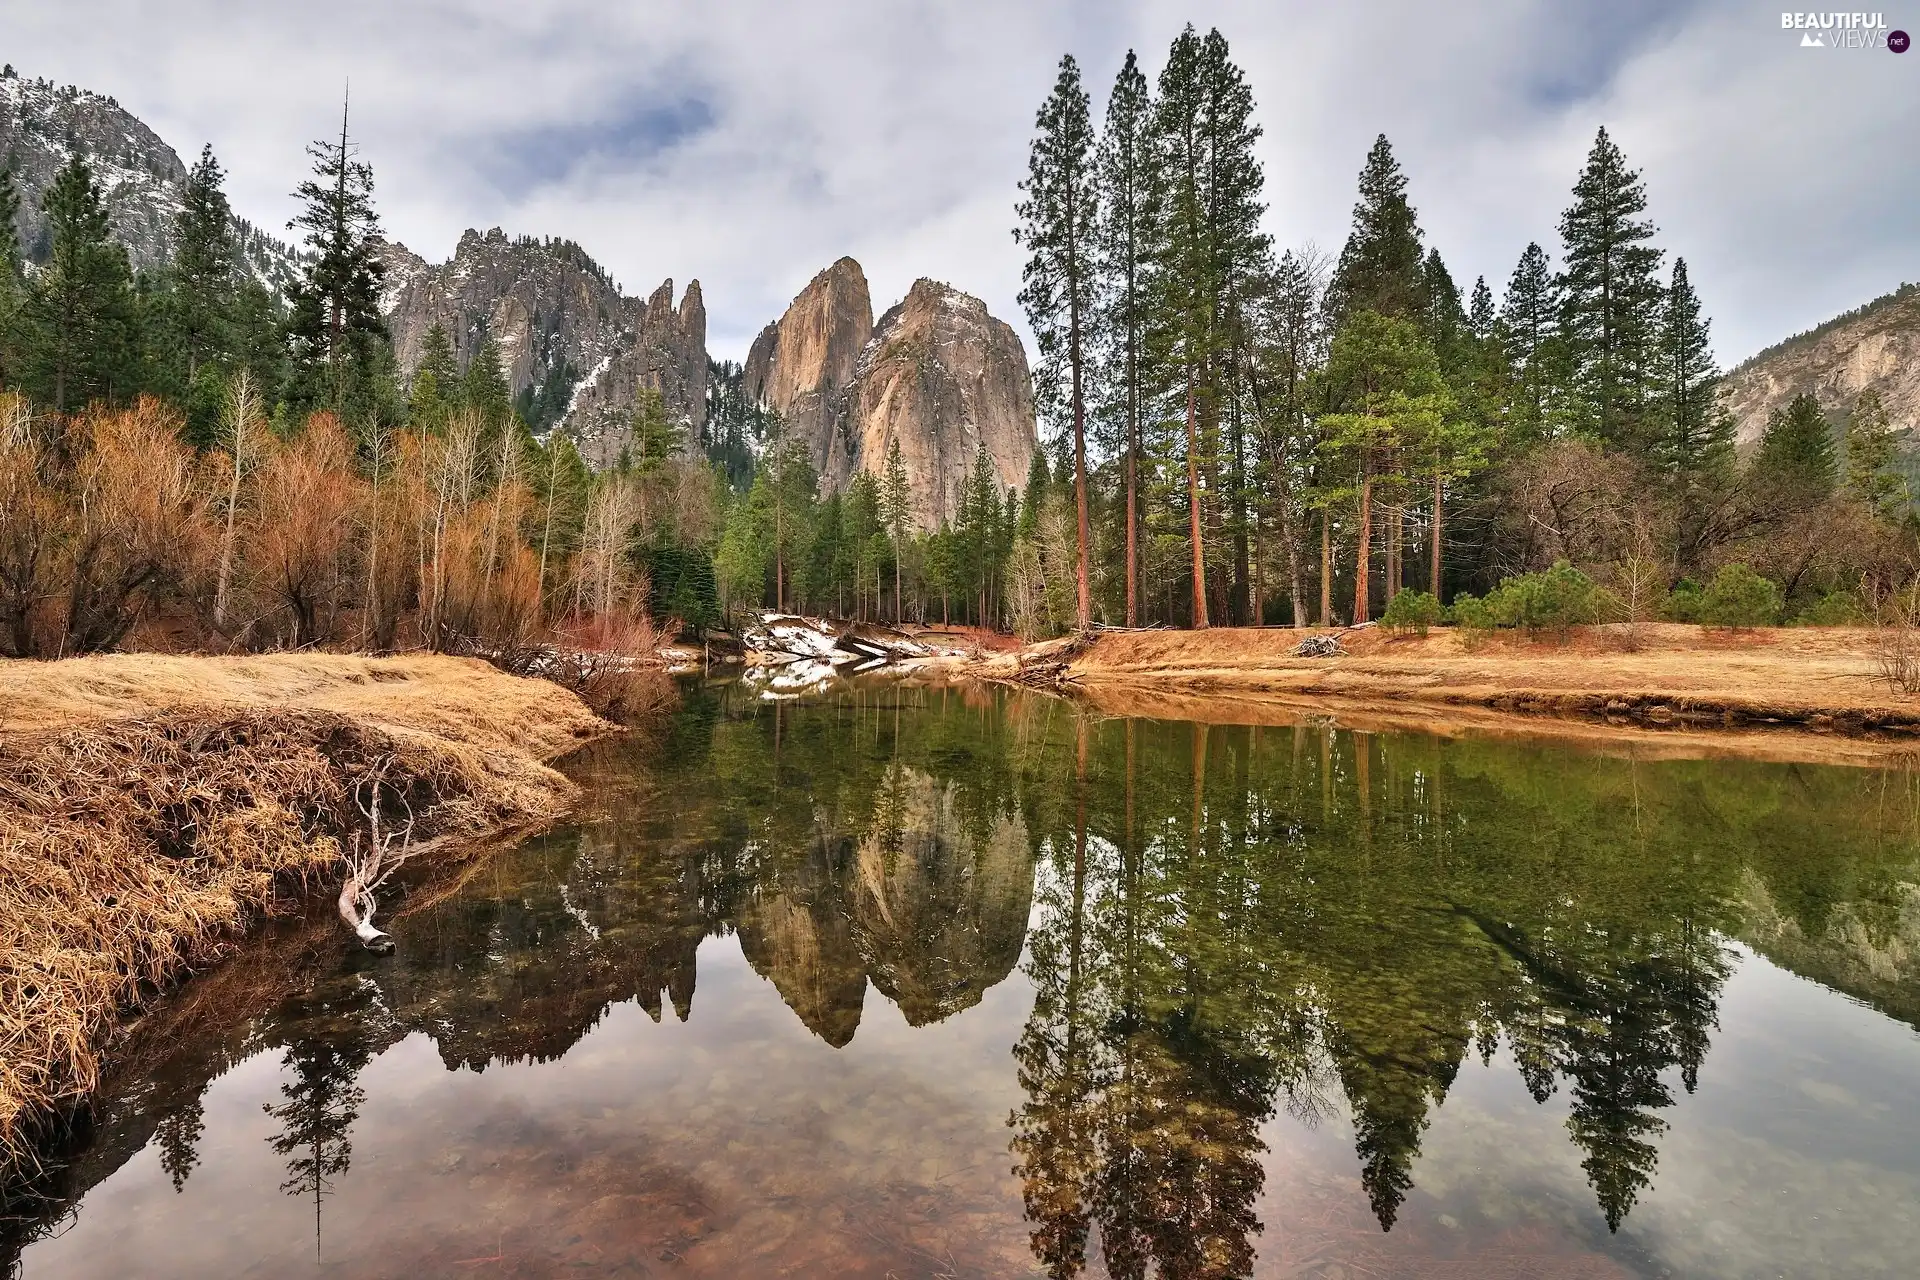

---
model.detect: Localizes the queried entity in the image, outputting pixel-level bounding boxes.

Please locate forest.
[1,22,1913,661]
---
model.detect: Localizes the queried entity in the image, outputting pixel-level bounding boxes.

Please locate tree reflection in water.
[11,679,1920,1279]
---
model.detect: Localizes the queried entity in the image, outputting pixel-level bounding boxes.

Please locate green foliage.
[1844,388,1905,516]
[1696,563,1781,629]
[21,154,139,412]
[1327,134,1425,324]
[646,543,720,633]
[1655,258,1732,492]
[1014,52,1098,435]
[1558,127,1665,452]
[1501,241,1560,443]
[287,100,389,417]
[1458,561,1604,635]
[1754,392,1838,501]
[625,386,684,475]
[1447,592,1493,631]
[1381,589,1441,635]
[1661,579,1703,623]
[1791,590,1865,627]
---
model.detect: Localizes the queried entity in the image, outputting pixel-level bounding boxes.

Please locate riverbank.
[0,652,615,1162]
[975,623,1920,758]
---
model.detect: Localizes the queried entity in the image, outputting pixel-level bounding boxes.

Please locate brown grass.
[0,652,614,1167]
[976,622,1920,755]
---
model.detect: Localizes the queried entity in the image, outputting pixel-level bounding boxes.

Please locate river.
[9,675,1920,1278]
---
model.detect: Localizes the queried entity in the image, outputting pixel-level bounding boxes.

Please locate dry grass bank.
[0,652,613,1164]
[979,623,1920,758]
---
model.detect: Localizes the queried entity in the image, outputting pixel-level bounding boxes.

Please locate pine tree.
[1144,25,1269,628]
[1093,50,1154,627]
[287,92,388,414]
[1317,311,1445,623]
[1558,128,1665,453]
[1844,388,1904,516]
[1654,258,1732,534]
[409,323,457,426]
[879,435,911,621]
[1501,242,1559,443]
[1254,246,1326,627]
[1754,392,1837,502]
[170,145,238,387]
[23,154,139,412]
[0,163,23,387]
[458,331,514,426]
[1326,135,1426,324]
[1420,249,1466,371]
[1016,53,1098,633]
[1467,276,1496,342]
[627,386,685,474]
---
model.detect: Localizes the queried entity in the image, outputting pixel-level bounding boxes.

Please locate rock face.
[750,261,1037,529]
[1721,284,1920,444]
[743,257,873,477]
[0,66,304,292]
[379,228,707,457]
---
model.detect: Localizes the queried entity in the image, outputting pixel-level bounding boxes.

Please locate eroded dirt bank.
[976,623,1920,763]
[0,653,614,1161]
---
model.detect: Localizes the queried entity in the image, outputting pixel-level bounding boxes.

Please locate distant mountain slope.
[0,65,307,294]
[1722,283,1920,442]
[379,228,707,450]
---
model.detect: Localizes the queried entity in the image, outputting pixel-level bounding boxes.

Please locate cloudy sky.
[9,1,1916,364]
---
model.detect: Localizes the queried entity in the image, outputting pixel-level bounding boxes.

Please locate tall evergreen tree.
[287,93,388,415]
[1326,135,1426,324]
[1017,54,1098,633]
[0,164,23,387]
[1420,249,1467,373]
[1144,25,1269,628]
[170,145,239,387]
[23,154,138,412]
[1653,258,1732,529]
[1501,242,1559,444]
[879,435,912,621]
[409,322,458,426]
[1557,127,1665,452]
[1093,50,1154,627]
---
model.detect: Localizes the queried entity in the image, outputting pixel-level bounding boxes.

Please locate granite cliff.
[379,228,706,461]
[748,260,1037,529]
[1722,283,1920,445]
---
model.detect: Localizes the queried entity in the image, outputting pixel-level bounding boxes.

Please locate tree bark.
[1319,511,1332,626]
[1185,375,1209,628]
[1353,474,1372,625]
[1431,470,1444,601]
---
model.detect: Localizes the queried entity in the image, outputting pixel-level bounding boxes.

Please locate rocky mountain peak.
[747,259,1036,528]
[0,66,304,293]
[378,230,706,453]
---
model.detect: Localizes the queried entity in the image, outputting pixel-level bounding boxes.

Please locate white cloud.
[8,0,1915,364]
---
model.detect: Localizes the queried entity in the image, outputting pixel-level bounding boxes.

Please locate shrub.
[1381,589,1442,635]
[1447,592,1493,632]
[1792,590,1866,627]
[1661,581,1703,623]
[1697,563,1782,629]
[1486,560,1602,635]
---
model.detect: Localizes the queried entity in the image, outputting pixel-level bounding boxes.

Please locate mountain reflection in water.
[10,677,1920,1279]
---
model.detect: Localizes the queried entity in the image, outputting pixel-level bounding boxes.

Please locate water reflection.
[9,679,1920,1278]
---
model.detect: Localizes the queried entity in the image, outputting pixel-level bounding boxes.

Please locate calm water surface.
[9,677,1920,1278]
